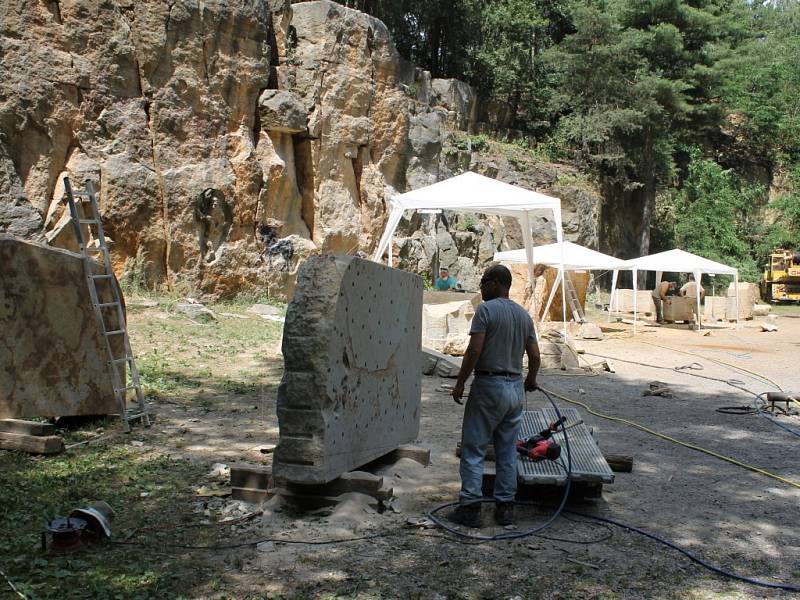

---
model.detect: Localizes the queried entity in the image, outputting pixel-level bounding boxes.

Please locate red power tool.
[516,416,566,462]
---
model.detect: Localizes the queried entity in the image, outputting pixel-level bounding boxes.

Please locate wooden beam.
[0,432,64,454]
[603,453,633,473]
[0,419,55,436]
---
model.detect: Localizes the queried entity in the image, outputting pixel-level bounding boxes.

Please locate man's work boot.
[448,503,482,528]
[494,501,514,526]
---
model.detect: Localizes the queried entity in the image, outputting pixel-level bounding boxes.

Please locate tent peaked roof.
[389,171,561,216]
[625,249,737,275]
[494,241,629,271]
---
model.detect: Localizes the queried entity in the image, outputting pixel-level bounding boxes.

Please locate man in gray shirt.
[450,264,540,528]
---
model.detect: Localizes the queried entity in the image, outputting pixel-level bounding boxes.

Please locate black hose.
[565,510,800,592]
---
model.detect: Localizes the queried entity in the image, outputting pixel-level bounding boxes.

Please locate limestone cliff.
[0,0,602,299]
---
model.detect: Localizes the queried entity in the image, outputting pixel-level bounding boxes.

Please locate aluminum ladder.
[563,275,586,323]
[64,177,150,432]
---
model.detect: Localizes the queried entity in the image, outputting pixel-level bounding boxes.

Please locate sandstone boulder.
[421,291,481,355]
[0,235,122,418]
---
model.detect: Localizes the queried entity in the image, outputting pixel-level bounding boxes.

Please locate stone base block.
[230,463,272,490]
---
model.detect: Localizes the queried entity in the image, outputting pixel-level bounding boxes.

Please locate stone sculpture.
[274,256,423,483]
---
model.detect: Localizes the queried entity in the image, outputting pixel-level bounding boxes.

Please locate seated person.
[680,274,705,301]
[435,267,458,291]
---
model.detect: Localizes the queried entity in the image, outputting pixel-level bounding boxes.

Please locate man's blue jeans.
[459,375,524,505]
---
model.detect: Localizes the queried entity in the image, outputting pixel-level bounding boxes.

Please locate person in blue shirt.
[435,267,458,291]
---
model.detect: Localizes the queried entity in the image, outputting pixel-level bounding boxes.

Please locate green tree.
[671,152,762,280]
[715,1,800,166]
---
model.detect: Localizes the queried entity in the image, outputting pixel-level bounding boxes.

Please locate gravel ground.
[133,306,800,599]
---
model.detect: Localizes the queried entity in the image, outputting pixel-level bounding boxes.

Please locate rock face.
[0,235,122,418]
[274,256,423,483]
[1,0,603,300]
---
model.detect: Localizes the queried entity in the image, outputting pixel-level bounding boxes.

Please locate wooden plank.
[232,487,273,504]
[282,471,384,496]
[0,432,64,454]
[603,453,633,473]
[230,463,272,490]
[378,445,431,467]
[0,419,55,436]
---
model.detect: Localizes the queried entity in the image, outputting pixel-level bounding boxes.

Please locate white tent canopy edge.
[494,241,634,324]
[371,171,570,336]
[613,249,740,333]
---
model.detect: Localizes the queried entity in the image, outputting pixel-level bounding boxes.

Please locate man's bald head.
[479,265,512,301]
[485,265,512,289]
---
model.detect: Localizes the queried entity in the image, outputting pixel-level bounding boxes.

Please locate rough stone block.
[0,235,122,418]
[421,347,461,378]
[273,256,423,484]
[421,292,480,356]
[726,289,755,320]
[703,296,727,321]
[663,297,695,322]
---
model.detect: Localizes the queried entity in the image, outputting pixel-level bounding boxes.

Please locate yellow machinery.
[761,249,800,302]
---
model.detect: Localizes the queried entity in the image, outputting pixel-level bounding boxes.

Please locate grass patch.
[0,441,217,599]
[127,302,283,402]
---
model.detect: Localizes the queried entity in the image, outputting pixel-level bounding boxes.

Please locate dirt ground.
[109,300,800,600]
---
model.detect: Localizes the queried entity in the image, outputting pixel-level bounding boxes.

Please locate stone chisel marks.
[274,256,423,484]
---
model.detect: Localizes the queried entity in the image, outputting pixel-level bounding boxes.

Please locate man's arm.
[451,332,485,404]
[524,338,541,391]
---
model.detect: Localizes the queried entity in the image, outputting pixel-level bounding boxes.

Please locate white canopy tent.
[494,241,631,322]
[372,171,570,332]
[494,241,628,270]
[613,249,740,332]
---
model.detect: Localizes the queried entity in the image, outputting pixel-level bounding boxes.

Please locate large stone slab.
[703,296,727,321]
[274,256,423,484]
[0,235,122,418]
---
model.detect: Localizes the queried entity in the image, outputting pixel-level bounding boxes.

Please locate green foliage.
[455,213,477,232]
[0,443,212,599]
[339,0,800,267]
[119,249,149,296]
[758,168,800,258]
[669,151,763,281]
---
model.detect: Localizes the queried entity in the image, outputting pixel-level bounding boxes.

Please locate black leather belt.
[474,370,520,377]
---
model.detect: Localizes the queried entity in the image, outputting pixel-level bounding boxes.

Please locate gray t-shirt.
[469,298,536,375]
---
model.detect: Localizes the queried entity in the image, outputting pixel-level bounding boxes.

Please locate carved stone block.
[274,256,423,484]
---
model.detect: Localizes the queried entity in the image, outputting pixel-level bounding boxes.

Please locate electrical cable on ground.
[109,530,396,551]
[539,385,800,489]
[564,510,800,592]
[0,567,27,600]
[583,350,800,439]
[638,340,787,393]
